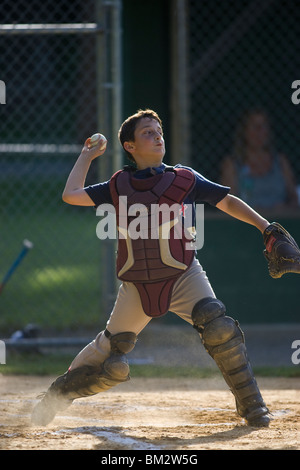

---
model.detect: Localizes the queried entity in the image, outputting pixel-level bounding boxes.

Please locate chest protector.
[110,167,196,317]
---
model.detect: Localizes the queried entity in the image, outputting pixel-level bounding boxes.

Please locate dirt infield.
[0,374,299,451]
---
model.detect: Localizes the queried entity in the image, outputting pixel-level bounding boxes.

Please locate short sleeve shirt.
[85,163,230,208]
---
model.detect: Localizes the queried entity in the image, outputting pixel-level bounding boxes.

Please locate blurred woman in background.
[220,108,299,212]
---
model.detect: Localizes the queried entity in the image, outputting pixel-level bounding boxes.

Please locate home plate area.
[0,375,299,451]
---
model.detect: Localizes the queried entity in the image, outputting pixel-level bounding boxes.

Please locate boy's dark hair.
[118,109,163,162]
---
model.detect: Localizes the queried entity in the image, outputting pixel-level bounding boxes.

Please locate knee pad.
[192,296,226,332]
[106,330,137,355]
[192,296,244,355]
[103,331,137,383]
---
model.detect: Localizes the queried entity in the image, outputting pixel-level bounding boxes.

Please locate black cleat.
[244,405,271,427]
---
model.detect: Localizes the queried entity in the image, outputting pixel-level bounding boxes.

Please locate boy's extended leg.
[31,330,137,426]
[31,282,151,426]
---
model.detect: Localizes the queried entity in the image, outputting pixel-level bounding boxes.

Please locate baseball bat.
[0,239,34,294]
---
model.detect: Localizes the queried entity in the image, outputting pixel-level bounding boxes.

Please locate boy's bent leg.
[31,282,150,426]
[192,297,270,427]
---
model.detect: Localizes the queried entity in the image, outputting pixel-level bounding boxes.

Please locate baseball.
[89,133,107,150]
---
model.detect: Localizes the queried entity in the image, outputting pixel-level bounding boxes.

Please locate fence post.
[96,0,123,316]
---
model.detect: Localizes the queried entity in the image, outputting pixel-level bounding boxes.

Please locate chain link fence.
[0,0,122,334]
[187,0,300,203]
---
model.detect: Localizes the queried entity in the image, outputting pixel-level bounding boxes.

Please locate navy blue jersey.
[85,163,230,208]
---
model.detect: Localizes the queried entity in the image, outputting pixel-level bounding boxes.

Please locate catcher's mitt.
[263,222,300,278]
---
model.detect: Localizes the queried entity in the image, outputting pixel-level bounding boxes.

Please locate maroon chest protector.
[110,167,196,317]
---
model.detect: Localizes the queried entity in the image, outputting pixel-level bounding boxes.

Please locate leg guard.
[31,331,137,426]
[192,297,270,426]
[49,331,137,399]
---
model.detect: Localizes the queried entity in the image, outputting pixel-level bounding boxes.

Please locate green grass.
[1,351,299,378]
[1,208,106,333]
[2,352,73,376]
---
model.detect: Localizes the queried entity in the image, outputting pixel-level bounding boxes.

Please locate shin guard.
[49,331,137,400]
[192,297,269,426]
[31,331,137,426]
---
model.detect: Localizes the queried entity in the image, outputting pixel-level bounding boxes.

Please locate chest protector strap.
[110,167,196,317]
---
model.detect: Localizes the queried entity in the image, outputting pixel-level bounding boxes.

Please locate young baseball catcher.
[32,109,300,427]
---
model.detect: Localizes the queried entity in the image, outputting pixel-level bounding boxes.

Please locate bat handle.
[0,240,34,290]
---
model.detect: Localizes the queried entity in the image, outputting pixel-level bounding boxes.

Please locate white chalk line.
[0,416,235,452]
[54,427,160,451]
[0,425,160,451]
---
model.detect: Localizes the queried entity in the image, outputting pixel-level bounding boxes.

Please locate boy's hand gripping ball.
[89,133,107,150]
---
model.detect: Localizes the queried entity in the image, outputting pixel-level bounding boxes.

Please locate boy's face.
[124,117,165,166]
